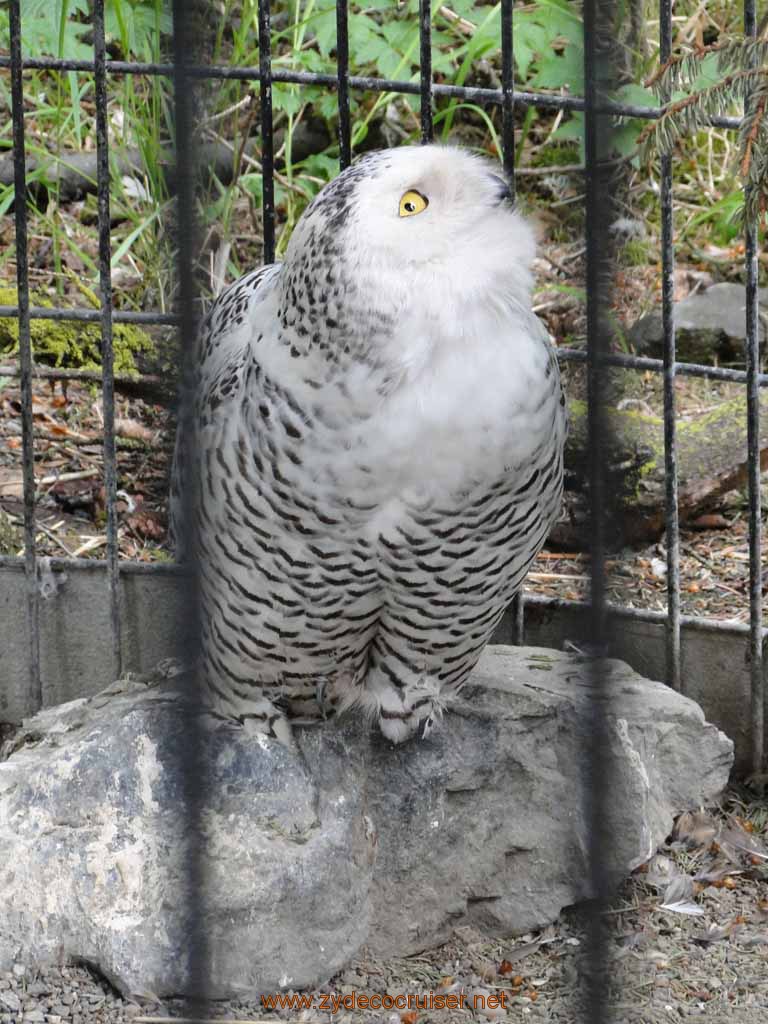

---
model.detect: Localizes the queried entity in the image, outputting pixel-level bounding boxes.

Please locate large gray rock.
[629,282,767,365]
[0,646,732,999]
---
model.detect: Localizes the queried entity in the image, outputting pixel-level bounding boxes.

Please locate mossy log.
[0,286,153,377]
[559,394,768,546]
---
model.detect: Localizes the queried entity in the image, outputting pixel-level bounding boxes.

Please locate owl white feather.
[171,145,566,745]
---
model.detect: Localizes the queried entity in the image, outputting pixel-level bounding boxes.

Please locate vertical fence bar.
[93,0,122,679]
[502,0,522,644]
[659,0,681,693]
[500,0,515,191]
[418,0,433,142]
[335,0,351,169]
[582,0,615,1019]
[8,0,42,711]
[510,592,525,646]
[743,0,764,770]
[171,0,209,1008]
[258,0,275,263]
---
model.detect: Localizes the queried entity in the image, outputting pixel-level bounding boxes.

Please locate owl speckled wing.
[171,145,566,746]
[169,265,281,557]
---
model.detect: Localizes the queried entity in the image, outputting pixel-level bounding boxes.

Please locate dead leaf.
[472,959,497,983]
[499,938,541,964]
[115,417,154,443]
[691,921,739,944]
[641,853,679,890]
[663,874,696,906]
[126,508,165,541]
[672,810,718,848]
[689,514,730,530]
[659,899,705,917]
[497,960,514,976]
[719,815,768,863]
[694,857,743,885]
[400,1012,418,1024]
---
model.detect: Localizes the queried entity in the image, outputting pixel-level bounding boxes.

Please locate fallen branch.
[0,364,169,404]
[0,119,331,206]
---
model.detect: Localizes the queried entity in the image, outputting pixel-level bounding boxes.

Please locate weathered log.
[554,393,768,547]
[0,365,169,405]
[0,120,331,207]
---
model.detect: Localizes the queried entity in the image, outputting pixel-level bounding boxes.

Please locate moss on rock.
[0,285,154,375]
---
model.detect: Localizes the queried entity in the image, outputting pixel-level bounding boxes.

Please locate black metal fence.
[3,0,763,756]
[0,0,765,1015]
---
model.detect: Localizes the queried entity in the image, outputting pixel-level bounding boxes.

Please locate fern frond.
[643,30,768,227]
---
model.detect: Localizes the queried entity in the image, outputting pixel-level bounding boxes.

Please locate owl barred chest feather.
[171,145,566,744]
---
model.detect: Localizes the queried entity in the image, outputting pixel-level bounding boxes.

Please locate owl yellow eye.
[399,190,429,218]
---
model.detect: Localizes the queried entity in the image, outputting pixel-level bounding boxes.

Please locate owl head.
[285,145,536,309]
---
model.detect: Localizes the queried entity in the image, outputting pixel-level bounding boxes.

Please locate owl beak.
[490,174,512,204]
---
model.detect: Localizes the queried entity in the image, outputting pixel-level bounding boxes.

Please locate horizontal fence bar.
[0,305,178,325]
[523,591,768,638]
[1,553,762,639]
[0,55,743,129]
[2,319,765,387]
[556,347,768,386]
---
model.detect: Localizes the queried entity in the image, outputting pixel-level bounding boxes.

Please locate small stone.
[22,1010,45,1023]
[629,283,768,366]
[49,1004,70,1017]
[12,966,25,979]
[0,993,20,1013]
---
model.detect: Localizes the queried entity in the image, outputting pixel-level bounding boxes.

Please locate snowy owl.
[170,145,566,745]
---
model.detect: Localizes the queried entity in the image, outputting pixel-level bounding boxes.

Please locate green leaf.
[616,83,658,109]
[531,44,584,91]
[348,18,391,68]
[309,4,339,58]
[273,85,304,117]
[552,113,585,160]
